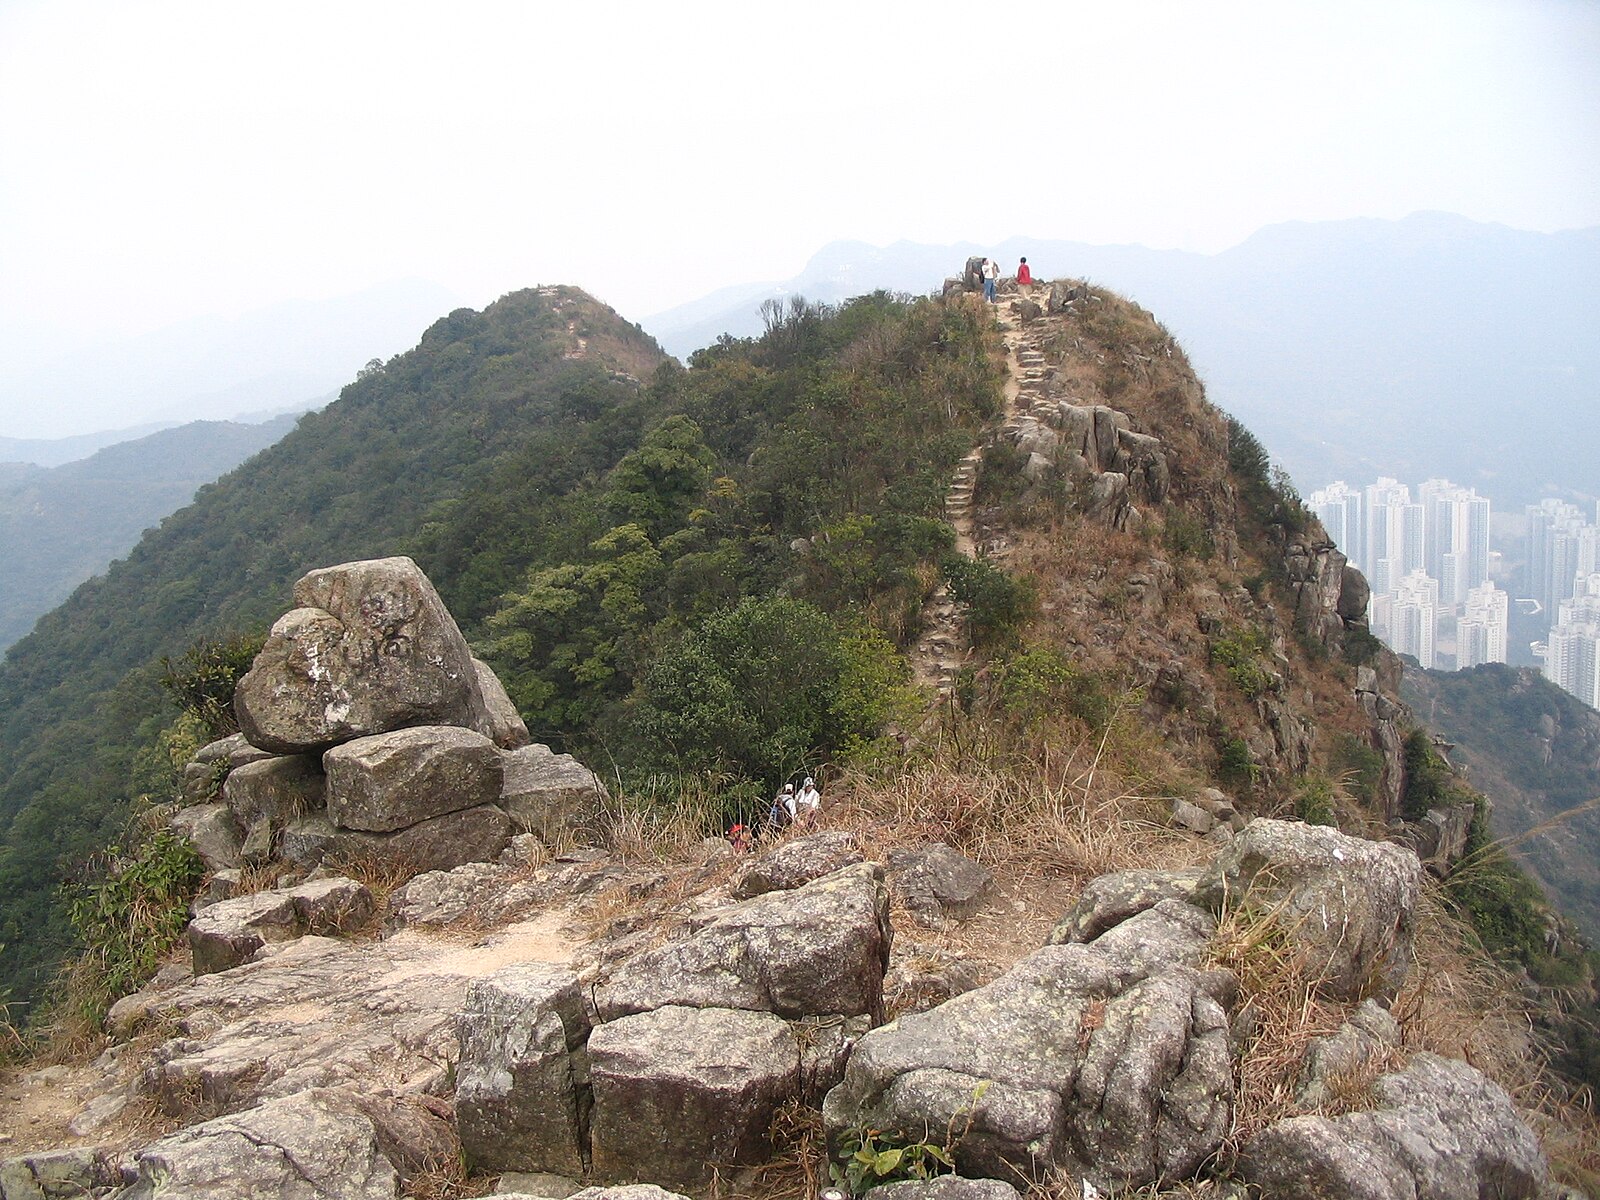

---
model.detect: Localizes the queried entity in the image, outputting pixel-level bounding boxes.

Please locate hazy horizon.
[3,0,1595,438]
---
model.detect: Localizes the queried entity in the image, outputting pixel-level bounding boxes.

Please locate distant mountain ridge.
[644,214,1600,506]
[0,414,302,652]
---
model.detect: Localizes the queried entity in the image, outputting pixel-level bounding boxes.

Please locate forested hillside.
[1404,662,1600,940]
[0,415,300,651]
[0,286,1000,1016]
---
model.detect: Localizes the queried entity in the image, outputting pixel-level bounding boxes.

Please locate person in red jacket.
[1016,256,1034,286]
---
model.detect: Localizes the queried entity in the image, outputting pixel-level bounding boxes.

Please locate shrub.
[158,632,265,741]
[62,828,205,1030]
[1217,733,1259,791]
[1161,509,1215,560]
[1209,625,1273,700]
[941,555,1036,650]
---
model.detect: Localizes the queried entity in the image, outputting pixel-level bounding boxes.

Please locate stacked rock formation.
[167,556,606,890]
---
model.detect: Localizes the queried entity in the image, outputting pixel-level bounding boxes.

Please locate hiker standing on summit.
[981,257,999,303]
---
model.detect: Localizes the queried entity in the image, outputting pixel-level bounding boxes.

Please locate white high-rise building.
[1419,480,1491,605]
[1544,574,1600,709]
[1310,481,1364,567]
[1391,570,1440,668]
[1527,499,1592,615]
[1457,582,1509,667]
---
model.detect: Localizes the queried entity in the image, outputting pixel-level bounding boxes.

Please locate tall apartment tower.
[1419,480,1491,605]
[1545,575,1600,709]
[1365,479,1417,597]
[1527,499,1592,616]
[1457,582,1509,668]
[1310,481,1364,567]
[1390,569,1440,668]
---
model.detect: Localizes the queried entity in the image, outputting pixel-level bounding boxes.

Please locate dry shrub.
[595,777,732,864]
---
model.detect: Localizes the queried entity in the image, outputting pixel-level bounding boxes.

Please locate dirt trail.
[908,286,1052,696]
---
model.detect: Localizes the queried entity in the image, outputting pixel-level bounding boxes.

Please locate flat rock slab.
[455,963,592,1175]
[1240,1052,1550,1200]
[588,1005,800,1190]
[233,555,486,754]
[114,913,578,1120]
[188,876,373,975]
[594,862,890,1022]
[324,726,503,833]
[113,1088,402,1199]
[1192,818,1423,1001]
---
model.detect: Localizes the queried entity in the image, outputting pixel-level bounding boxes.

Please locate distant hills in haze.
[0,414,301,651]
[644,214,1600,507]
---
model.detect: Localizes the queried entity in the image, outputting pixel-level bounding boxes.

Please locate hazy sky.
[2,0,1597,436]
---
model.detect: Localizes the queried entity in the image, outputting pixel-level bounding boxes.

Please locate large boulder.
[1191,818,1423,1001]
[1239,1053,1550,1200]
[233,556,487,754]
[455,963,592,1175]
[112,1088,417,1199]
[221,753,326,862]
[823,923,1236,1190]
[731,831,864,899]
[587,1005,800,1189]
[324,726,503,833]
[169,803,245,873]
[887,843,994,925]
[500,744,605,844]
[594,862,891,1022]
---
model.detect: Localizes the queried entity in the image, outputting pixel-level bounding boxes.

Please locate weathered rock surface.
[1192,818,1423,1001]
[1,1147,119,1199]
[233,556,486,754]
[112,1088,417,1199]
[587,1005,799,1189]
[169,802,245,873]
[223,753,326,829]
[731,830,864,898]
[1295,997,1401,1107]
[187,876,373,975]
[324,726,503,833]
[282,804,514,874]
[116,914,576,1117]
[594,862,891,1022]
[500,744,604,844]
[455,963,591,1175]
[871,1180,1023,1200]
[1049,866,1205,944]
[1239,1053,1550,1200]
[824,928,1236,1189]
[473,657,532,749]
[887,843,994,924]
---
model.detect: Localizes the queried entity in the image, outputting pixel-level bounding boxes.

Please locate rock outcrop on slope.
[165,556,603,885]
[2,812,1566,1200]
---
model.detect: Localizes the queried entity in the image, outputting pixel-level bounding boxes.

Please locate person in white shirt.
[796,776,822,824]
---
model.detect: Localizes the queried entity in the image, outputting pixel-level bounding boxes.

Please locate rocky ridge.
[2,276,1587,1196]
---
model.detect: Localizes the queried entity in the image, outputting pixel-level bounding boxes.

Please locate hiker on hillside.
[727,823,753,853]
[1016,256,1033,287]
[796,776,822,825]
[981,257,999,302]
[767,782,796,835]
